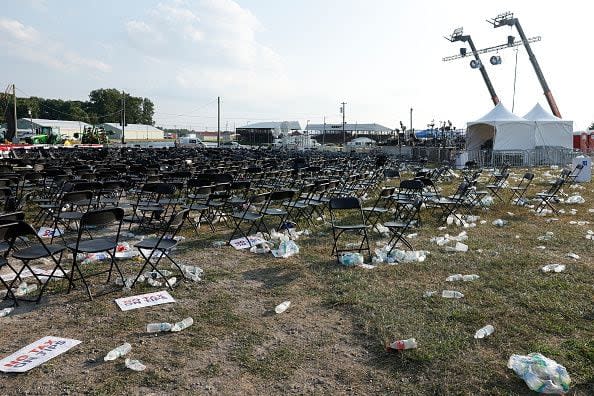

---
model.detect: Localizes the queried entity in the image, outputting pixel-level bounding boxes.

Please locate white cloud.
[125,0,288,96]
[0,17,111,73]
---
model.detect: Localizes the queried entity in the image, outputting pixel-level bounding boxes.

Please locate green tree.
[141,98,155,125]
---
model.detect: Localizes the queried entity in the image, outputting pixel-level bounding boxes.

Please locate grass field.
[0,167,593,395]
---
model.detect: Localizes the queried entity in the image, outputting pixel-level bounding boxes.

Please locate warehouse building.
[16,118,91,140]
[101,123,164,141]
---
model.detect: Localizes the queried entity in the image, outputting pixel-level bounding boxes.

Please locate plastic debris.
[0,307,14,317]
[474,325,494,339]
[536,245,546,250]
[507,353,570,394]
[492,219,507,227]
[339,252,364,266]
[178,264,203,282]
[171,317,193,332]
[104,343,131,361]
[541,264,566,273]
[423,291,438,298]
[358,263,376,270]
[271,240,300,258]
[274,301,291,314]
[566,253,579,259]
[565,195,585,204]
[374,224,390,235]
[146,322,173,333]
[441,290,464,299]
[537,232,555,241]
[444,242,468,252]
[14,282,38,297]
[446,274,480,282]
[212,240,226,248]
[124,358,146,372]
[249,242,271,254]
[387,338,417,351]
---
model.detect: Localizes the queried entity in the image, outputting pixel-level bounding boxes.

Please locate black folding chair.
[509,172,534,204]
[566,163,584,185]
[227,192,270,247]
[0,221,68,304]
[384,197,423,254]
[534,178,565,214]
[132,209,190,289]
[362,186,396,229]
[66,207,125,300]
[260,190,295,233]
[328,197,371,263]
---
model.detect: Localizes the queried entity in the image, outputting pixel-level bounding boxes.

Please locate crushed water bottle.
[274,301,291,314]
[146,322,173,333]
[541,264,566,273]
[442,290,464,299]
[147,278,162,287]
[474,325,494,339]
[14,282,38,297]
[165,277,177,287]
[0,307,14,317]
[124,358,146,372]
[388,338,417,351]
[508,353,571,394]
[104,342,132,361]
[171,317,193,332]
[339,252,364,266]
[446,274,480,282]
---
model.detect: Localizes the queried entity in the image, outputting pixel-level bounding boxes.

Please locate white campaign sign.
[230,236,267,250]
[115,290,175,311]
[0,336,81,373]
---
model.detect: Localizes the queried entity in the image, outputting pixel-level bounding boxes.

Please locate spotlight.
[470,59,482,69]
[490,55,502,65]
[507,35,515,46]
[459,48,467,56]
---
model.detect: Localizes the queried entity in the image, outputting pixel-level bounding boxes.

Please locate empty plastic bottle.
[423,291,438,298]
[389,338,418,351]
[541,264,566,273]
[171,317,193,332]
[0,307,14,317]
[147,278,162,287]
[124,358,146,372]
[274,301,291,314]
[474,325,495,339]
[104,342,132,361]
[165,277,177,287]
[442,290,464,299]
[446,274,463,282]
[14,282,38,297]
[146,322,172,333]
[462,274,480,281]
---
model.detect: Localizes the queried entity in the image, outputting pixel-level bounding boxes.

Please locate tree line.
[2,88,154,126]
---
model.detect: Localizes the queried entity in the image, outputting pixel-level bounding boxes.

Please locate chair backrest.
[80,207,125,229]
[269,190,295,202]
[62,190,94,206]
[0,211,25,222]
[329,196,361,210]
[162,209,190,239]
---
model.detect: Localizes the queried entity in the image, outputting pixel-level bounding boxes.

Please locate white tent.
[523,103,573,149]
[466,103,534,151]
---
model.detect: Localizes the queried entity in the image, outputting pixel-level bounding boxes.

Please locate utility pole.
[341,102,346,146]
[217,96,221,147]
[12,84,17,142]
[323,116,326,147]
[120,91,126,144]
[409,107,413,141]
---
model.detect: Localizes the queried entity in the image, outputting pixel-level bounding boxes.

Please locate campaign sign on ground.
[115,290,175,311]
[230,236,267,250]
[0,336,81,373]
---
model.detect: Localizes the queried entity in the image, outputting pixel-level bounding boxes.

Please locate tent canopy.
[522,103,573,149]
[466,103,534,151]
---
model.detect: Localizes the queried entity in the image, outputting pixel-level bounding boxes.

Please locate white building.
[17,118,91,140]
[101,123,164,141]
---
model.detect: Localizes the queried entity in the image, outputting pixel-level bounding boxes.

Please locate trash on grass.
[566,253,579,259]
[444,242,468,252]
[146,322,173,333]
[339,252,364,266]
[271,240,299,258]
[565,195,585,204]
[387,338,417,351]
[124,358,146,372]
[446,274,480,282]
[474,325,494,339]
[171,317,193,332]
[507,353,570,394]
[492,219,507,227]
[274,301,291,314]
[0,307,14,317]
[104,343,131,361]
[541,264,566,273]
[442,290,464,299]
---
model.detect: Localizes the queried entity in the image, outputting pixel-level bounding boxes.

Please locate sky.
[1,0,593,131]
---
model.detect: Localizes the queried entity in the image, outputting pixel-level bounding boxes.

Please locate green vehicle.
[25,126,65,145]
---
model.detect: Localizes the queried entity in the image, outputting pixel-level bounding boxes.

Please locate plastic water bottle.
[171,317,193,332]
[124,358,146,372]
[103,342,132,361]
[14,282,38,297]
[0,307,14,317]
[442,290,464,299]
[147,278,162,287]
[462,274,480,281]
[446,274,463,282]
[274,301,291,314]
[389,338,417,351]
[474,325,495,339]
[165,277,177,287]
[146,322,172,333]
[541,264,566,273]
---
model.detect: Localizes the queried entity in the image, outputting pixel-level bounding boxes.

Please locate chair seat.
[334,224,367,230]
[263,208,287,216]
[232,211,262,221]
[67,238,117,254]
[57,211,84,220]
[137,205,164,212]
[183,203,209,211]
[13,243,67,260]
[384,221,408,228]
[362,207,388,213]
